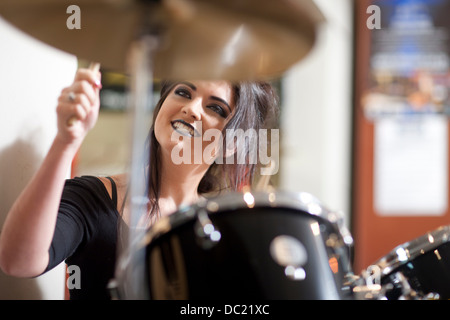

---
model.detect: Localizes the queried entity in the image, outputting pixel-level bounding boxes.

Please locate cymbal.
[0,0,324,80]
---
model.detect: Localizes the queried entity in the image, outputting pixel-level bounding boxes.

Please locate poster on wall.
[363,0,450,216]
[374,115,448,215]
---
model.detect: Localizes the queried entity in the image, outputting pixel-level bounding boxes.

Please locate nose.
[181,98,202,121]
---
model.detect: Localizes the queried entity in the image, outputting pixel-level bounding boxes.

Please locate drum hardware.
[386,272,420,300]
[269,234,308,281]
[134,190,356,299]
[350,265,391,300]
[356,225,450,300]
[422,292,441,300]
[352,268,439,300]
[194,209,221,249]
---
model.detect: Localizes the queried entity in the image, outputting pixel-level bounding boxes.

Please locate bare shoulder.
[97,173,129,194]
[98,173,129,214]
[109,173,129,187]
[112,173,129,196]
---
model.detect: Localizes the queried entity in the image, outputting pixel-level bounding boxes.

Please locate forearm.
[0,136,79,277]
[0,67,100,278]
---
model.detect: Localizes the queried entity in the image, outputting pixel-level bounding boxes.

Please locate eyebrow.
[180,81,232,114]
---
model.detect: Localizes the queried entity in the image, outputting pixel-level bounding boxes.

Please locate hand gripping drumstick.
[66,62,101,127]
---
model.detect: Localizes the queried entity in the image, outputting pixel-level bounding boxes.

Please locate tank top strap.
[105,176,118,208]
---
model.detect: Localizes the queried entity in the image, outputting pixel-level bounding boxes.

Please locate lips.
[171,120,200,137]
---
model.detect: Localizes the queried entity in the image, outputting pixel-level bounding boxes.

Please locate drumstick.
[67,62,101,127]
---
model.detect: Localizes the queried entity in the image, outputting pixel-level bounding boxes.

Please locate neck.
[157,151,209,216]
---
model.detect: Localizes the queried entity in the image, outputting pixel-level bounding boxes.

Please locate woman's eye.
[175,87,191,99]
[208,104,227,118]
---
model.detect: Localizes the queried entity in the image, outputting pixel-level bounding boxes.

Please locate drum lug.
[387,271,421,300]
[194,209,221,249]
[353,268,426,300]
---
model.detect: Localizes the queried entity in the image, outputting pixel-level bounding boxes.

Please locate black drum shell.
[144,206,352,300]
[381,241,450,300]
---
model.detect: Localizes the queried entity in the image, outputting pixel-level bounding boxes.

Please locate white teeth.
[172,121,195,137]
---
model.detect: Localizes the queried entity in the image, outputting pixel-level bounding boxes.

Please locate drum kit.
[2,0,450,300]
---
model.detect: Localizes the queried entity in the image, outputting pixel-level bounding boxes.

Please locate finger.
[74,68,102,89]
[70,81,97,106]
[58,89,92,110]
[58,89,92,119]
[57,101,88,125]
[66,63,101,127]
[64,91,101,127]
[72,93,92,115]
[71,103,88,123]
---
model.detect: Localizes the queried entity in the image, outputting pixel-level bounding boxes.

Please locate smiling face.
[154,80,235,165]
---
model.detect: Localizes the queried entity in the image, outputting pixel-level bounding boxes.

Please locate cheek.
[153,109,170,146]
[203,116,230,133]
[153,114,162,142]
[153,101,174,138]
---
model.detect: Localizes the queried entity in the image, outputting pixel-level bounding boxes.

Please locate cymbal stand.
[109,34,159,300]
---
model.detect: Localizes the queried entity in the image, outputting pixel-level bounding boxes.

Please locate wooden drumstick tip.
[89,62,101,72]
[66,117,77,127]
[67,62,101,127]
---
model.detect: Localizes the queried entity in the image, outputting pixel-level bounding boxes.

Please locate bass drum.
[366,225,450,300]
[140,191,354,300]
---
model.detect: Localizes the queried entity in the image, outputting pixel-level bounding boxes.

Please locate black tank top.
[45,176,122,300]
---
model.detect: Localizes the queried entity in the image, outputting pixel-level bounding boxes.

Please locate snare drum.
[365,225,450,300]
[137,191,354,300]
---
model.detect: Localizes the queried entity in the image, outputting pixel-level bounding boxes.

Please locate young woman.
[0,68,279,299]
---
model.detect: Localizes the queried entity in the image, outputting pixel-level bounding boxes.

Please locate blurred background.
[1,0,450,299]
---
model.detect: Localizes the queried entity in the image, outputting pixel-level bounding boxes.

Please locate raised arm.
[0,67,101,277]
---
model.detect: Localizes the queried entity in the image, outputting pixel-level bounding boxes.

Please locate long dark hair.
[146,80,279,218]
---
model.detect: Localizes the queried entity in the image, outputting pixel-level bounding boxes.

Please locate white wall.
[0,17,77,299]
[279,0,354,225]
